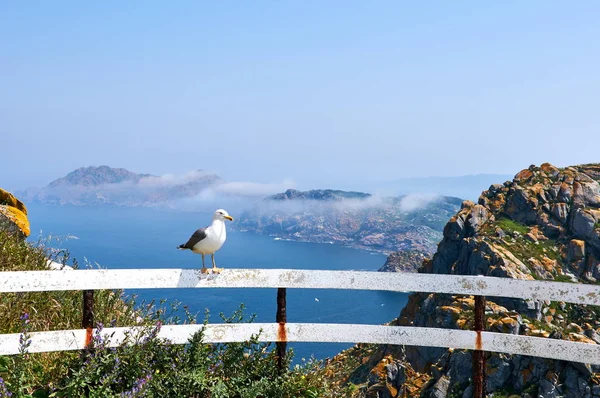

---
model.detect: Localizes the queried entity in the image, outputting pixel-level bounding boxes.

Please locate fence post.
[276,287,287,372]
[473,295,486,397]
[82,290,94,356]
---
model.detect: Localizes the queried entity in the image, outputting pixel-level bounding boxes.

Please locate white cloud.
[213,179,296,197]
[137,170,217,188]
[398,193,441,212]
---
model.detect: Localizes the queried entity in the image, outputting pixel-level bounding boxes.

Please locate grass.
[497,236,563,281]
[496,218,529,235]
[493,217,564,280]
[0,230,338,397]
[521,314,554,333]
[553,274,575,283]
[0,230,144,388]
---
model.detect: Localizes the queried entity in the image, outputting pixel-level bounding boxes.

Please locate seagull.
[177,209,233,274]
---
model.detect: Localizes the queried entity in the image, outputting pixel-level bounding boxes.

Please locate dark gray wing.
[179,228,207,249]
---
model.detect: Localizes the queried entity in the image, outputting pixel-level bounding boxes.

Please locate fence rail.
[2,268,600,306]
[2,267,600,398]
[1,323,599,365]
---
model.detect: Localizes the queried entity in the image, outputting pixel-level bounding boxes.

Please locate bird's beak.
[224,215,234,221]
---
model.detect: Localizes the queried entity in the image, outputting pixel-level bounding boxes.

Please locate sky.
[1,1,599,191]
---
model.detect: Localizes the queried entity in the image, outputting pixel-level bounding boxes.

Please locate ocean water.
[26,204,408,361]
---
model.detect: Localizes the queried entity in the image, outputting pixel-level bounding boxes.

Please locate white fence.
[1,268,599,365]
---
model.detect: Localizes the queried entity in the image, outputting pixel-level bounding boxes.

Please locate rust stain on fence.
[82,290,94,359]
[473,295,487,398]
[84,327,93,348]
[276,288,287,372]
[277,321,287,342]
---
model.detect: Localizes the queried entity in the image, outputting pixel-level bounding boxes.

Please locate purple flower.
[0,376,12,397]
[119,373,152,397]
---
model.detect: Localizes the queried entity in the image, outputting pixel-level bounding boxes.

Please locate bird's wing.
[181,228,208,249]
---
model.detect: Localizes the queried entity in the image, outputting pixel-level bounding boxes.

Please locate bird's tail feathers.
[177,244,189,250]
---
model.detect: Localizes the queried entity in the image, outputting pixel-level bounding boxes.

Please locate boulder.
[567,239,586,261]
[540,162,560,177]
[465,204,491,235]
[0,188,30,238]
[580,180,600,207]
[485,354,512,392]
[570,208,596,239]
[378,251,427,273]
[424,376,450,398]
[558,182,572,202]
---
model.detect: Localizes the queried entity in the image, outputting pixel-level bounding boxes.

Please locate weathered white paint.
[1,269,599,306]
[1,323,599,365]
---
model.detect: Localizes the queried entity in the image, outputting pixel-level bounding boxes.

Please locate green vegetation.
[493,218,564,280]
[0,230,142,387]
[561,301,600,329]
[515,238,561,262]
[497,234,564,281]
[553,274,575,283]
[487,383,537,398]
[496,218,529,235]
[0,231,337,397]
[521,314,554,333]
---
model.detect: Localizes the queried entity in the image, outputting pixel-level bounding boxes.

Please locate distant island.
[268,189,371,201]
[237,188,462,254]
[20,165,221,206]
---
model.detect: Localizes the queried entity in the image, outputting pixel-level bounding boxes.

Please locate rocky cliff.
[238,190,463,253]
[326,163,600,397]
[378,250,428,273]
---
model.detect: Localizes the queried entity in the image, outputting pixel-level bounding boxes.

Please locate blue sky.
[1,1,599,191]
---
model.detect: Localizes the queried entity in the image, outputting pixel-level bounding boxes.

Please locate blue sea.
[26,204,408,361]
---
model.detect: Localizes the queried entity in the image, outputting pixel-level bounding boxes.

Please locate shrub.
[0,231,335,397]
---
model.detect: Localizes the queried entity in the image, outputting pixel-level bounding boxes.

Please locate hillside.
[269,189,372,201]
[324,163,600,397]
[24,166,221,206]
[47,166,152,187]
[237,189,463,253]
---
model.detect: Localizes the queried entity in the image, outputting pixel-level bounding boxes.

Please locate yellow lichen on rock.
[0,188,27,215]
[0,188,30,237]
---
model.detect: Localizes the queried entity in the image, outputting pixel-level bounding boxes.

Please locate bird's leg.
[201,254,208,274]
[211,254,222,274]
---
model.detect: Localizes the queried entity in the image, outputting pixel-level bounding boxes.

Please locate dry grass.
[0,230,142,386]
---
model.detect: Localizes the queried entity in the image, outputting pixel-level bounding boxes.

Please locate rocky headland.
[324,163,600,397]
[377,250,428,273]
